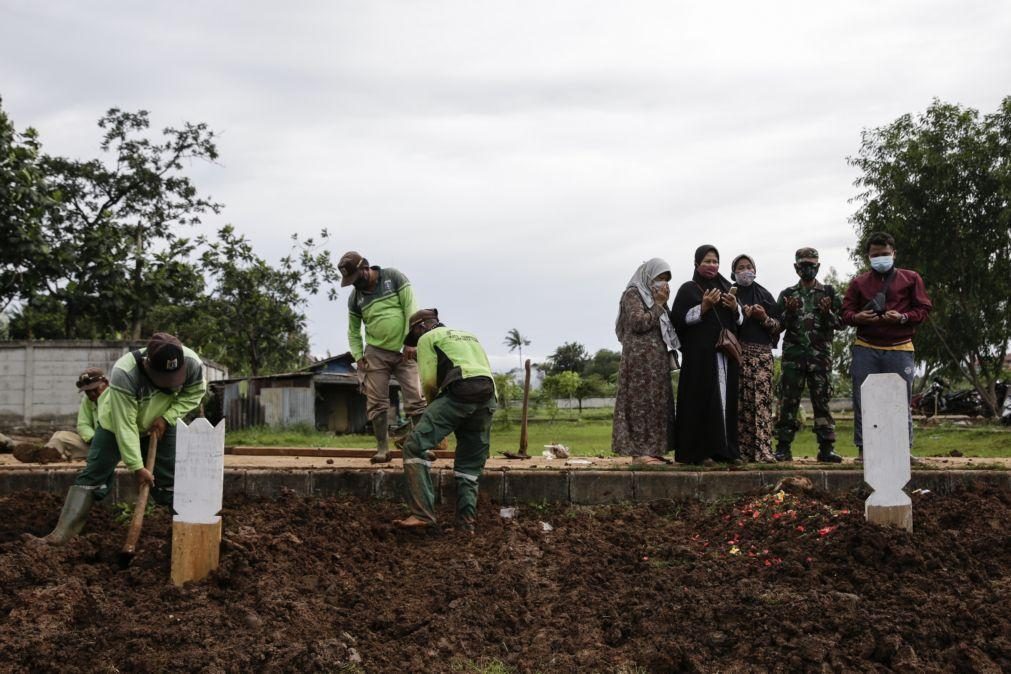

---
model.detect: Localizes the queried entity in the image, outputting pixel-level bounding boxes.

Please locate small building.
[214,353,399,434]
[0,340,228,432]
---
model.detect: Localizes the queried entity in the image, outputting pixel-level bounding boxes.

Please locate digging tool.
[118,433,159,568]
[502,359,532,460]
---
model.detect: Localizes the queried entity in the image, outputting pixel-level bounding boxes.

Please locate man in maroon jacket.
[842,231,933,461]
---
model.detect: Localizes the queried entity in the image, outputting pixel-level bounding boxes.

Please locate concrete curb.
[2,468,1009,504]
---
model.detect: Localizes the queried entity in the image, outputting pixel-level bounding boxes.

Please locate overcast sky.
[3,1,1009,371]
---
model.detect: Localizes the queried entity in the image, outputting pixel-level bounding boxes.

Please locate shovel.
[502,359,532,460]
[118,433,159,568]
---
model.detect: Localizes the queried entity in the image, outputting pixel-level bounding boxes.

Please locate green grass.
[226,416,1011,459]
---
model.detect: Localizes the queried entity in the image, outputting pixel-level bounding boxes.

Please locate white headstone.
[862,373,912,531]
[173,418,226,524]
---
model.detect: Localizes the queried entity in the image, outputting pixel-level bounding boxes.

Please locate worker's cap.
[144,332,187,390]
[338,251,369,287]
[404,308,439,347]
[795,247,819,262]
[76,367,107,391]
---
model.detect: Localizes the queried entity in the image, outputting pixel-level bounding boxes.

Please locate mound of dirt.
[1,486,1009,672]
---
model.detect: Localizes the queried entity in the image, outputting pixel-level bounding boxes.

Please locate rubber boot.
[40,486,94,545]
[370,421,391,464]
[816,445,843,463]
[774,444,793,462]
[393,414,424,450]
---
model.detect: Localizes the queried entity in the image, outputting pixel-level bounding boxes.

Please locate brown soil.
[11,443,62,465]
[1,486,1009,673]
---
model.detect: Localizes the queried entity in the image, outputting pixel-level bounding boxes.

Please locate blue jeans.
[851,345,915,452]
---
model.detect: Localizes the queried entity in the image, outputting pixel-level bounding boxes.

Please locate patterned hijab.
[616,257,680,352]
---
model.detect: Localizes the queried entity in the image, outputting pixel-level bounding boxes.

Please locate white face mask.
[736,270,756,286]
[870,255,894,273]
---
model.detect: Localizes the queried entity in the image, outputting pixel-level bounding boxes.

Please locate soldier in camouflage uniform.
[773,248,843,463]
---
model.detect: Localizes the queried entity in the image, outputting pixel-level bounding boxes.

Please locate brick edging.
[1,468,1009,505]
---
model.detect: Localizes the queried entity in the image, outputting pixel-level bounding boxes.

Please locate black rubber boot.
[774,445,793,462]
[816,446,843,463]
[370,421,391,464]
[37,486,94,546]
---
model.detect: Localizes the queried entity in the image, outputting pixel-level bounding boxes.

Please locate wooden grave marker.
[862,373,913,532]
[171,418,226,585]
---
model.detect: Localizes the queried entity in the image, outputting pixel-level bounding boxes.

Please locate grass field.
[226,409,1011,459]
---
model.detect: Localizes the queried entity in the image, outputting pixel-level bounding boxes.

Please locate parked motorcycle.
[911,378,989,417]
[997,380,1011,426]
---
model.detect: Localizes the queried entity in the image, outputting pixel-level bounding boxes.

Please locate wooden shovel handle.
[519,359,532,453]
[121,434,159,556]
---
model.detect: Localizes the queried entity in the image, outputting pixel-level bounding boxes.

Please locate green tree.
[492,372,523,426]
[503,328,531,371]
[42,108,220,339]
[0,98,64,333]
[543,370,582,413]
[849,98,1011,413]
[543,341,590,375]
[583,348,621,383]
[574,373,609,414]
[194,226,340,376]
[822,266,854,397]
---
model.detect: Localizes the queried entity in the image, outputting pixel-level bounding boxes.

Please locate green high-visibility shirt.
[77,395,99,443]
[347,267,417,361]
[98,346,206,471]
[417,327,495,402]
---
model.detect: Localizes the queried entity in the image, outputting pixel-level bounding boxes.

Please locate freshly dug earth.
[1,486,1009,673]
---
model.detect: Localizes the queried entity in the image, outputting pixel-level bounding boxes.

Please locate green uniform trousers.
[74,424,177,506]
[402,393,495,525]
[774,359,836,451]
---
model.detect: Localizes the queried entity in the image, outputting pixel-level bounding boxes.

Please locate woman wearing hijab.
[612,258,679,464]
[731,254,782,463]
[670,245,742,464]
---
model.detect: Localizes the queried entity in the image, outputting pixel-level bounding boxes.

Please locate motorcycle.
[911,378,989,417]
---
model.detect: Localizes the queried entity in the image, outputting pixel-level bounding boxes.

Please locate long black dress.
[671,273,741,463]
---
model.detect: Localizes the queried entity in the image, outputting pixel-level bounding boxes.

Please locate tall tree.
[849,98,1011,413]
[43,108,220,338]
[503,328,531,371]
[543,341,590,376]
[583,348,622,383]
[195,226,339,376]
[0,98,64,333]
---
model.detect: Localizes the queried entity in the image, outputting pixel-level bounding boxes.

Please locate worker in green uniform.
[36,333,206,545]
[773,248,844,463]
[393,309,497,533]
[340,251,427,463]
[43,368,109,461]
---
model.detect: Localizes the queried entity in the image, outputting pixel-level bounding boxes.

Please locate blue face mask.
[870,255,894,273]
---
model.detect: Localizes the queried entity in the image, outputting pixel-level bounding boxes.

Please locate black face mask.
[795,262,819,281]
[352,274,370,291]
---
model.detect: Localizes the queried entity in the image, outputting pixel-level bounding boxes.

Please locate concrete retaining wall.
[2,468,1008,505]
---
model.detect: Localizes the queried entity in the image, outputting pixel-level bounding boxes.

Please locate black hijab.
[691,244,732,292]
[730,253,780,346]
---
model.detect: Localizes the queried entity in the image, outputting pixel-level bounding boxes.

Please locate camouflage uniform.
[774,252,842,455]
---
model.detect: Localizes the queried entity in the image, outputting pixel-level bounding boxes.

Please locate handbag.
[695,283,742,366]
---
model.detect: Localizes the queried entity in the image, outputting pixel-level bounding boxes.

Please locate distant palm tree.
[504,328,531,371]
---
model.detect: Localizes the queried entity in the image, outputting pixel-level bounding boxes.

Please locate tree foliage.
[1,103,341,377]
[542,341,590,375]
[848,97,1011,412]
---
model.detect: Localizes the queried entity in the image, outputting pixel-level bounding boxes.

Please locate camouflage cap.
[795,247,819,261]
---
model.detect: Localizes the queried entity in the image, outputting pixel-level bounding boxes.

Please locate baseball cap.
[404,308,439,347]
[144,333,187,390]
[338,251,368,287]
[795,247,820,262]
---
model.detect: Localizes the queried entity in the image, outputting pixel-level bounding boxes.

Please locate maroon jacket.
[842,268,932,347]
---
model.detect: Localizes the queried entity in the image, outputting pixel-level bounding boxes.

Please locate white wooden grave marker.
[862,374,913,531]
[171,418,225,585]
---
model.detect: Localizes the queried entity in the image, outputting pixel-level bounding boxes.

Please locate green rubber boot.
[370,420,391,464]
[41,486,95,545]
